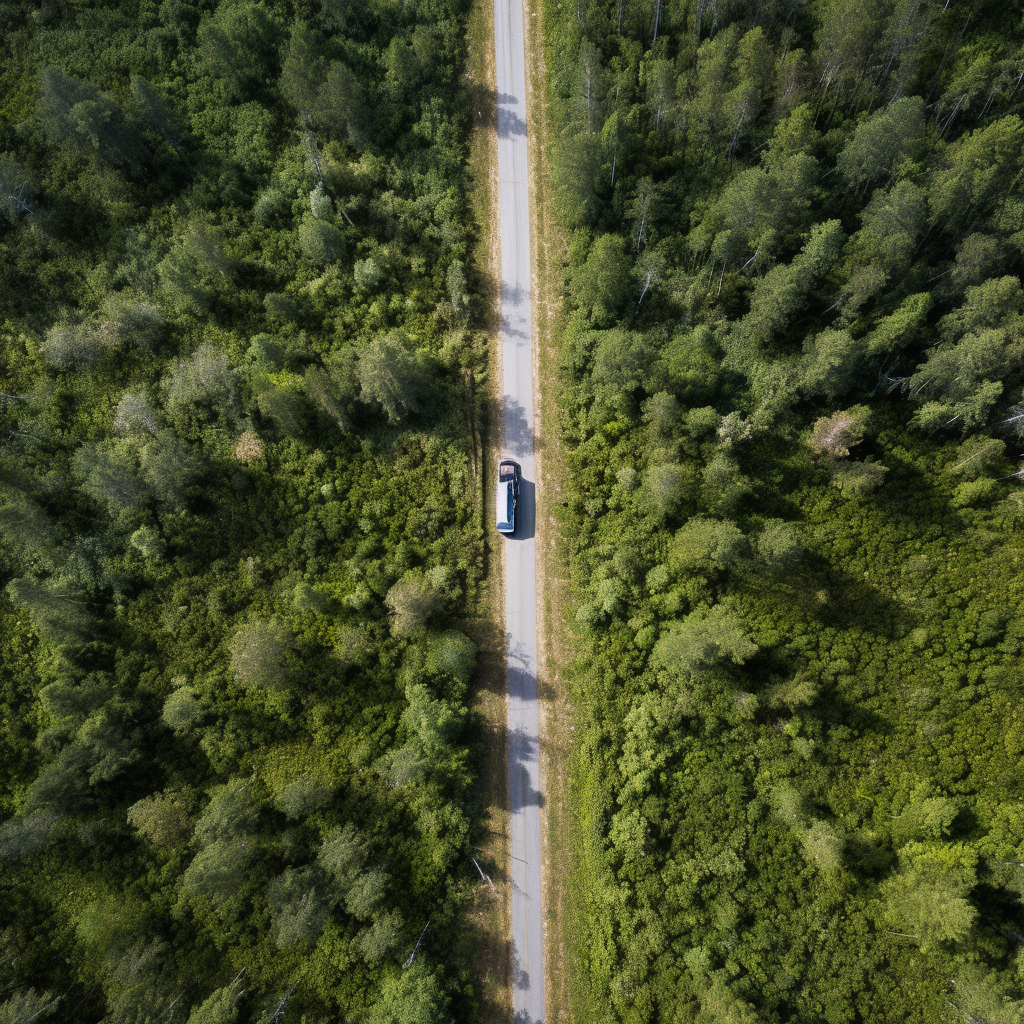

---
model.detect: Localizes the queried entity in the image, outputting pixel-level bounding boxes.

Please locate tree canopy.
[0,0,485,1020]
[545,0,1024,1019]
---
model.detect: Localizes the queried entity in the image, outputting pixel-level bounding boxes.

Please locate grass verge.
[457,3,512,1022]
[522,2,578,1022]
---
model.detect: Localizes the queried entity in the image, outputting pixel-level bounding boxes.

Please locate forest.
[0,1,486,1021]
[542,0,1024,1021]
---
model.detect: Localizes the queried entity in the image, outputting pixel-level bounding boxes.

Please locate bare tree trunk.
[652,0,662,44]
[730,99,749,154]
[638,269,656,305]
[303,130,325,185]
[266,981,299,1024]
[1010,69,1024,101]
[404,921,431,968]
[940,93,966,135]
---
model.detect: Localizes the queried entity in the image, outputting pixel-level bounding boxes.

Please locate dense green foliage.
[0,1,485,1020]
[544,0,1024,1020]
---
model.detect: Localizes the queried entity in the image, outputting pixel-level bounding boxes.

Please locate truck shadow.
[514,477,536,540]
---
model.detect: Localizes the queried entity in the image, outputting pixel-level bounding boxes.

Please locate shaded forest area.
[0,1,486,1022]
[543,0,1024,1021]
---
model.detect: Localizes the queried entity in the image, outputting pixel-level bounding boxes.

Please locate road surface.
[494,0,545,1021]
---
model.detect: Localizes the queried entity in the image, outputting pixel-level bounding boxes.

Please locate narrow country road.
[494,0,545,1021]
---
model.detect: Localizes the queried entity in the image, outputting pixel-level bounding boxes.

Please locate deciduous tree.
[279,777,335,820]
[358,333,427,423]
[128,790,192,848]
[807,406,871,459]
[298,217,346,266]
[669,518,748,576]
[193,780,258,847]
[162,686,204,735]
[572,234,633,321]
[837,97,925,190]
[268,866,331,947]
[368,964,453,1024]
[654,605,758,676]
[386,572,444,636]
[186,978,244,1024]
[883,842,977,948]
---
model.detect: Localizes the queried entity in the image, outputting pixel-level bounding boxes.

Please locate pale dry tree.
[234,430,264,464]
[806,407,870,460]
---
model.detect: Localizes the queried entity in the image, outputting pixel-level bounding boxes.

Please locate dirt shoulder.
[458,3,512,1022]
[522,2,577,1022]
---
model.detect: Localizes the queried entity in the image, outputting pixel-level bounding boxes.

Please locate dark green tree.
[141,430,205,509]
[38,68,146,172]
[130,77,183,156]
[280,22,324,124]
[7,577,92,646]
[315,62,368,148]
[0,155,35,224]
[304,359,357,431]
[739,220,845,348]
[73,442,147,510]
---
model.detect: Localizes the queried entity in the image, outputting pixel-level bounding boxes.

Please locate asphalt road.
[494,1,546,1021]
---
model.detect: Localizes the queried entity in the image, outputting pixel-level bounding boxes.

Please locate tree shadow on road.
[507,723,545,810]
[502,397,533,459]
